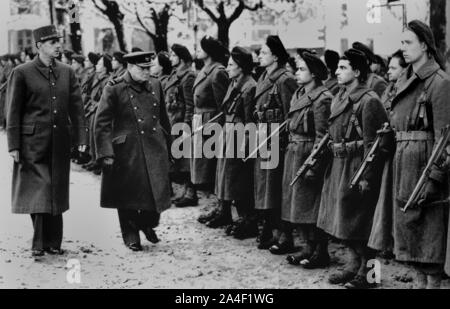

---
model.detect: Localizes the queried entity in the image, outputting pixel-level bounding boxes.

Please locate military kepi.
[123,51,155,67]
[33,25,62,43]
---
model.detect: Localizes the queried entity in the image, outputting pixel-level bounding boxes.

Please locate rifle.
[402,125,450,212]
[290,132,331,186]
[182,92,242,143]
[243,120,288,162]
[349,122,391,190]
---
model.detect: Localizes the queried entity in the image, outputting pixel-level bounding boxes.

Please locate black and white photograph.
[0,0,450,292]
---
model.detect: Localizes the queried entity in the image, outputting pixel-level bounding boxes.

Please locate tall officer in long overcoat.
[316,49,390,289]
[191,36,230,223]
[211,47,258,238]
[94,52,172,252]
[253,35,298,250]
[388,21,450,289]
[353,42,388,99]
[273,52,332,268]
[166,44,198,208]
[6,25,88,257]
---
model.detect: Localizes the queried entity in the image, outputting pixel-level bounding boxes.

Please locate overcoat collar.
[123,72,153,93]
[34,56,60,80]
[222,74,252,107]
[288,84,329,114]
[193,61,222,89]
[329,83,369,121]
[165,64,192,90]
[392,58,440,108]
[254,67,288,100]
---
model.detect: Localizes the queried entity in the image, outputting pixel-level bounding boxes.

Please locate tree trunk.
[153,36,168,53]
[217,22,230,48]
[48,0,55,25]
[113,20,127,53]
[430,0,446,56]
[69,23,83,54]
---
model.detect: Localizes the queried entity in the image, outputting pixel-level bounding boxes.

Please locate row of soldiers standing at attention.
[159,20,450,289]
[4,21,450,289]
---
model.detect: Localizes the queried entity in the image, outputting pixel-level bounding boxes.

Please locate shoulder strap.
[409,72,438,130]
[344,91,371,141]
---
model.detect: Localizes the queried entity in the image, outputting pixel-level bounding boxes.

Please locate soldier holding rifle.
[316,49,389,289]
[390,20,450,289]
[269,52,332,268]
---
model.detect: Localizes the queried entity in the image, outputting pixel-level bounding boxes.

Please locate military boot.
[174,183,198,208]
[206,201,233,228]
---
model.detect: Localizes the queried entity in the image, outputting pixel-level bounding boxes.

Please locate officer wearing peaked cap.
[94,51,172,252]
[6,25,88,257]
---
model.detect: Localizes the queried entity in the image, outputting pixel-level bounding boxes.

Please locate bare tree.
[92,0,127,52]
[135,1,172,53]
[194,0,263,48]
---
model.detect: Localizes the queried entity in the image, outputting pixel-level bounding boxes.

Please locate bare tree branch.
[135,8,157,39]
[91,0,106,14]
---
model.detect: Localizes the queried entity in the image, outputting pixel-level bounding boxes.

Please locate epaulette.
[108,76,124,86]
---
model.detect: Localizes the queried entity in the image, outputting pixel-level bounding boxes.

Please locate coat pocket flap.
[21,125,35,135]
[112,135,127,145]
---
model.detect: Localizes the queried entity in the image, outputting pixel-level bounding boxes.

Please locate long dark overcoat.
[281,85,332,224]
[317,84,388,241]
[215,74,256,201]
[164,65,196,176]
[191,62,229,185]
[389,59,450,264]
[94,72,171,213]
[6,57,88,215]
[253,67,297,210]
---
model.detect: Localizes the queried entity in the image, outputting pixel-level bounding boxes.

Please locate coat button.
[53,110,57,114]
[153,116,157,120]
[141,131,145,135]
[52,96,56,100]
[134,107,138,110]
[153,128,156,132]
[138,119,143,122]
[53,125,57,129]
[153,104,157,107]
[130,95,134,99]
[51,83,55,86]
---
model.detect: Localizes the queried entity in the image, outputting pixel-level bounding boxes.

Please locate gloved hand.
[417,179,440,207]
[101,157,114,173]
[358,179,371,195]
[304,169,317,182]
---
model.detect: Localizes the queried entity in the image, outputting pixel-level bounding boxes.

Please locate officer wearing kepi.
[94,51,172,252]
[6,25,88,257]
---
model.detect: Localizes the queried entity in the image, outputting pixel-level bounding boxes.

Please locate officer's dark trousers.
[30,214,63,251]
[117,210,160,245]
